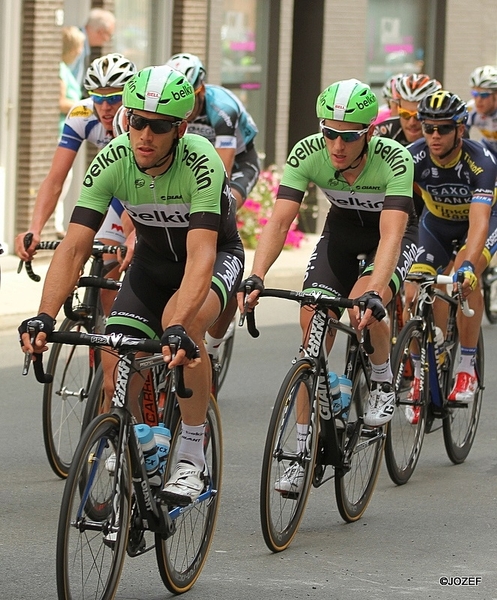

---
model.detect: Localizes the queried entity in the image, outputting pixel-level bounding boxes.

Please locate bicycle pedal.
[127,531,147,557]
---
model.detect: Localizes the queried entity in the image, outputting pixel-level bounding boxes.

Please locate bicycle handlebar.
[407,272,474,317]
[18,236,127,282]
[239,288,356,337]
[23,330,192,399]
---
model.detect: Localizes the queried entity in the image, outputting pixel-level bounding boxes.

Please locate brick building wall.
[444,0,497,99]
[172,0,208,60]
[16,0,64,235]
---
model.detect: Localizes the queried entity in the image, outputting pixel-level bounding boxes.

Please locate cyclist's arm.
[239,197,300,310]
[119,210,136,272]
[162,227,217,365]
[15,146,77,260]
[20,222,95,354]
[463,201,492,272]
[369,206,409,300]
[215,147,236,178]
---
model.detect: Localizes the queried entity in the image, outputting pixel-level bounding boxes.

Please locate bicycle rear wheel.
[56,413,132,600]
[384,319,427,485]
[156,396,222,593]
[483,266,497,324]
[42,317,96,479]
[443,331,484,463]
[260,359,319,552]
[335,362,385,521]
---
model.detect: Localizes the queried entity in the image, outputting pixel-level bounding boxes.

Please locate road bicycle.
[385,273,484,485]
[19,239,123,478]
[482,263,497,324]
[242,288,386,553]
[23,328,222,598]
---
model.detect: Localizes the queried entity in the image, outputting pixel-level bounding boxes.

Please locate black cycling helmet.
[417,90,468,124]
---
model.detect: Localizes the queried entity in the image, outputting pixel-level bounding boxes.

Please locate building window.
[220,0,269,151]
[366,0,432,96]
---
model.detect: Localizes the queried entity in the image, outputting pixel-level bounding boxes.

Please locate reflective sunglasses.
[421,122,458,135]
[320,121,369,142]
[89,91,123,105]
[128,113,181,134]
[471,90,493,99]
[398,108,419,120]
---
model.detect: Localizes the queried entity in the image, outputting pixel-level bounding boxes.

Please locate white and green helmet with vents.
[316,78,378,125]
[123,65,195,119]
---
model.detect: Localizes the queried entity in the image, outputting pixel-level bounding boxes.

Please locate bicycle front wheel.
[335,361,385,521]
[443,331,484,463]
[260,359,318,552]
[217,320,235,391]
[56,413,132,600]
[42,317,96,479]
[156,396,222,594]
[384,319,427,485]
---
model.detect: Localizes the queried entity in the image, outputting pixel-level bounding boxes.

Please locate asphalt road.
[1,299,496,600]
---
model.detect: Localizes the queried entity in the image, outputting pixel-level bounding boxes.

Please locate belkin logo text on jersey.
[125,202,190,227]
[287,136,326,168]
[181,147,213,190]
[373,139,409,176]
[83,143,128,187]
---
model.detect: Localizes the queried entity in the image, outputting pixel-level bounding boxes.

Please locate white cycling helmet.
[84,53,137,91]
[395,74,442,102]
[165,53,206,90]
[112,105,128,136]
[469,65,497,89]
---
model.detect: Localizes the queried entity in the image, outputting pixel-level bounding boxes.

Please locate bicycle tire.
[217,323,235,391]
[483,266,497,324]
[156,395,222,593]
[442,330,484,464]
[82,363,105,431]
[335,361,385,521]
[260,359,319,552]
[384,319,427,485]
[42,317,96,478]
[56,413,132,600]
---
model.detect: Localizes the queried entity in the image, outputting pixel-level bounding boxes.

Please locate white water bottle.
[134,424,162,486]
[434,326,445,365]
[151,423,171,476]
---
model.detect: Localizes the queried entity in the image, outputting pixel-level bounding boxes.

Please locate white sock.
[296,423,309,454]
[204,333,224,359]
[371,358,392,383]
[177,423,205,469]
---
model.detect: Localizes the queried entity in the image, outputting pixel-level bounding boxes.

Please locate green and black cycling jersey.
[279,133,416,230]
[278,133,417,298]
[71,132,241,262]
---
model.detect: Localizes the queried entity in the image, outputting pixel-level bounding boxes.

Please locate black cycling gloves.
[355,291,386,321]
[18,313,56,345]
[161,325,200,360]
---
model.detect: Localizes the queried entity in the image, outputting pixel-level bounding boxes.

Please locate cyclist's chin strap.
[334,137,368,179]
[136,136,179,175]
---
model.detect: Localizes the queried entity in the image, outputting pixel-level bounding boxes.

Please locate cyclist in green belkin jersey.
[19,65,244,506]
[240,79,417,456]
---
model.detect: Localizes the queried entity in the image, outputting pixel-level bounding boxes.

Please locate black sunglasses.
[421,123,457,136]
[128,113,181,134]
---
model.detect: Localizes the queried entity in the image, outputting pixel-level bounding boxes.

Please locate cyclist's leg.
[449,213,497,402]
[161,249,243,505]
[357,233,418,426]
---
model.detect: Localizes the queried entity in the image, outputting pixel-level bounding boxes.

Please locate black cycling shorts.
[106,249,244,339]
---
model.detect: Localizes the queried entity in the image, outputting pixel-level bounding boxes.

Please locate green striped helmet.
[316,79,378,125]
[123,65,194,119]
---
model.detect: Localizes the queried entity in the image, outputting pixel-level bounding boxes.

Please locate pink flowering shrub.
[237,167,305,250]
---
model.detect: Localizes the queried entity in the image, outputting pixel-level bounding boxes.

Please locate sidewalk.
[0,235,320,331]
